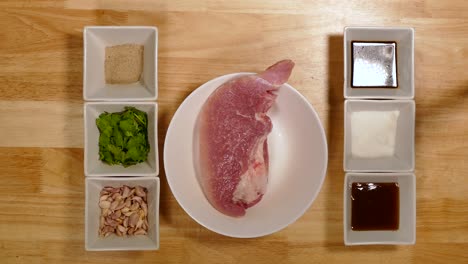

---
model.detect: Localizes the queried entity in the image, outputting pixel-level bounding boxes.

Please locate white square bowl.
[344,100,415,172]
[84,26,158,101]
[84,102,158,177]
[344,172,416,245]
[344,27,414,99]
[85,177,160,251]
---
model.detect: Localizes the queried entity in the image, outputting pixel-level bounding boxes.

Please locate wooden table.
[1,1,467,263]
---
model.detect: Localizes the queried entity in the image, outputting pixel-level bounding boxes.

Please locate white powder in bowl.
[351,110,400,158]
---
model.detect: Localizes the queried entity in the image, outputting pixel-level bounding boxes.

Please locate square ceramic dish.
[344,27,414,99]
[84,102,158,177]
[85,177,160,251]
[83,26,158,101]
[344,100,415,172]
[344,172,416,245]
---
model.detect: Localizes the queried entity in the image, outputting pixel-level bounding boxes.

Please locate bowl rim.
[343,172,416,245]
[343,26,415,99]
[163,72,328,238]
[84,176,160,251]
[83,25,159,101]
[343,99,415,172]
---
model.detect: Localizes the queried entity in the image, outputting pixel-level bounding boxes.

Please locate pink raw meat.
[197,60,295,217]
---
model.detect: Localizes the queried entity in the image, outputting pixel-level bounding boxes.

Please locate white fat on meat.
[232,136,268,204]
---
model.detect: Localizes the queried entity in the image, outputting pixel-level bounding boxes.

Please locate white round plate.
[164,73,328,238]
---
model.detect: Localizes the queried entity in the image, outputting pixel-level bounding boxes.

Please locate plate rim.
[163,72,328,238]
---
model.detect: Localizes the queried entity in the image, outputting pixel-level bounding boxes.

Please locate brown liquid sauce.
[351,182,399,231]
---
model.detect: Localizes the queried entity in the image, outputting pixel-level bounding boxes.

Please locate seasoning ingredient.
[352,42,397,88]
[99,185,149,237]
[105,44,144,84]
[351,110,399,158]
[96,106,150,167]
[351,182,400,231]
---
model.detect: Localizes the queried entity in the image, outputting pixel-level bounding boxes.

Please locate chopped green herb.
[96,106,150,167]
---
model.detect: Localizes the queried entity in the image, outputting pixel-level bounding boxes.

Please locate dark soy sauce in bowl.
[351,182,399,231]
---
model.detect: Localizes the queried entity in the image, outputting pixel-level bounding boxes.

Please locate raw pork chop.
[197,60,295,217]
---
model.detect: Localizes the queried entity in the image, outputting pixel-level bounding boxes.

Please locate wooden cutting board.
[0,0,467,263]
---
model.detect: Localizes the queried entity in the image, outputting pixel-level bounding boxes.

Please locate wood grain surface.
[1,0,467,263]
